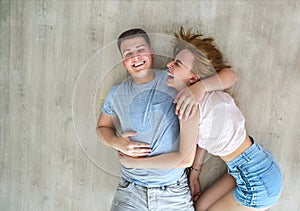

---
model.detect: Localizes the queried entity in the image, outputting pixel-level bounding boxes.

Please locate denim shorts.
[226,137,282,208]
[110,171,194,211]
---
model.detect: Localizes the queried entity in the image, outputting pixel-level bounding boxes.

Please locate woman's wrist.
[190,166,201,172]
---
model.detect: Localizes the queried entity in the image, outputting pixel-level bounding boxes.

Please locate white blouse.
[197,91,247,156]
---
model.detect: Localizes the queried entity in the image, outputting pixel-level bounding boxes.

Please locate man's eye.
[124,52,133,57]
[138,49,145,53]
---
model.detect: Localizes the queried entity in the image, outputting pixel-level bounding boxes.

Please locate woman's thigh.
[195,173,236,211]
[207,190,268,211]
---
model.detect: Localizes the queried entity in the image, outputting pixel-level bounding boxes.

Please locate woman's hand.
[174,82,205,121]
[189,170,202,203]
[174,68,238,121]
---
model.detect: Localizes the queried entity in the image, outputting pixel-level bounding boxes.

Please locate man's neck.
[132,70,156,84]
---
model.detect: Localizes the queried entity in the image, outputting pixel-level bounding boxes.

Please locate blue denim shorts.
[110,172,194,211]
[226,137,282,208]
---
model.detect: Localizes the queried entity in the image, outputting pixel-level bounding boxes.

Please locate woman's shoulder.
[201,91,233,106]
[199,91,239,118]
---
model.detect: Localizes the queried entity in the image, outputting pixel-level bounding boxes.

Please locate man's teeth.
[133,61,145,67]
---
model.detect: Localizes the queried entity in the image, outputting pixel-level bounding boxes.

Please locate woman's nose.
[167,61,173,69]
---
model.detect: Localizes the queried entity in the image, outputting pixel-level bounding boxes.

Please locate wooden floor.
[1,1,300,210]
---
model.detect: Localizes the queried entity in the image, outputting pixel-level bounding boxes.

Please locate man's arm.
[119,108,200,168]
[96,113,151,157]
[200,67,238,92]
[174,68,238,120]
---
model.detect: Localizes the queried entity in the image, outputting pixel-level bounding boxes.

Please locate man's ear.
[122,60,127,70]
[189,74,200,84]
[151,48,155,59]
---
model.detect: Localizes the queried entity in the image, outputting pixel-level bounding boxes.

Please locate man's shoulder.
[109,77,131,92]
[108,84,120,95]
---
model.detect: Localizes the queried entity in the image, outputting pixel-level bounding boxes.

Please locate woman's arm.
[174,68,238,120]
[119,108,200,168]
[191,146,207,171]
[97,113,151,157]
[189,147,207,201]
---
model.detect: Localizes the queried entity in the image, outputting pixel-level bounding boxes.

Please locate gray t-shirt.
[102,70,184,187]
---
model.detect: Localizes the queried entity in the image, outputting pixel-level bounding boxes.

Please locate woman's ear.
[189,74,200,84]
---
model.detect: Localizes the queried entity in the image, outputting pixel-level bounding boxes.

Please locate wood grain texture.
[1,0,299,210]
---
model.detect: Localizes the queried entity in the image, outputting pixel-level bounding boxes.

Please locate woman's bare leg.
[207,190,269,211]
[195,173,236,211]
[195,173,269,211]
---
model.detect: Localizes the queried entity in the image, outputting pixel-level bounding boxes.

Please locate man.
[97,28,236,210]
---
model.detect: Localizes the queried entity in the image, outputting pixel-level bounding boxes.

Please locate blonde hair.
[173,27,231,79]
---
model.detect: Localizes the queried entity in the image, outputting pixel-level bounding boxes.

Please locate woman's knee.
[194,199,210,211]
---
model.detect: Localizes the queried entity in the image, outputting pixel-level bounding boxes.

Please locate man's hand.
[174,82,205,121]
[114,131,151,157]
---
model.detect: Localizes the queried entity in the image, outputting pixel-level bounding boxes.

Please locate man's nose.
[131,53,140,61]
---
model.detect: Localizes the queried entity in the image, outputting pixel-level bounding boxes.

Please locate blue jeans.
[110,172,194,211]
[226,137,282,208]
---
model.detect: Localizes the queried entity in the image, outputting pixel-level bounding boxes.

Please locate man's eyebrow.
[122,44,146,55]
[136,44,146,48]
[122,49,131,55]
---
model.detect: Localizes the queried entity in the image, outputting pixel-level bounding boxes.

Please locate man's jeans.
[110,172,194,211]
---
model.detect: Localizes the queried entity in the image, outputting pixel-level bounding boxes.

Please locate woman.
[120,28,282,210]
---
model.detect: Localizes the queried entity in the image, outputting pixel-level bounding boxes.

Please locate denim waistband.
[122,170,188,189]
[226,136,261,167]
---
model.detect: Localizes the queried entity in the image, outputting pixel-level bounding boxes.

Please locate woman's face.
[166,49,198,90]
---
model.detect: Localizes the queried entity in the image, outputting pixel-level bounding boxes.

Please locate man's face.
[120,37,154,77]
